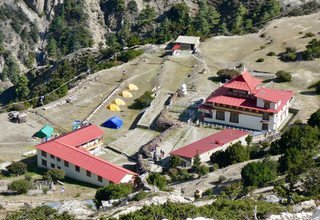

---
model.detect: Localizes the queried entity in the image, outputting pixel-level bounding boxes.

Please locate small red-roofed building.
[199,69,293,131]
[170,129,249,166]
[36,124,136,186]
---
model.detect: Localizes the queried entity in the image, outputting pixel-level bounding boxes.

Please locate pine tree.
[15,75,30,100]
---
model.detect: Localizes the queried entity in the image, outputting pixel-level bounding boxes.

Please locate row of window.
[41,151,103,182]
[216,111,239,123]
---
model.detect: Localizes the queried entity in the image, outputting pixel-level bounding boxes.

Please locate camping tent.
[107,103,121,111]
[114,98,126,106]
[121,90,133,98]
[102,116,123,129]
[35,124,54,139]
[128,84,138,91]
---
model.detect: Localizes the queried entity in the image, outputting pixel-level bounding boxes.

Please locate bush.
[7,161,27,176]
[241,159,277,187]
[43,169,65,183]
[276,125,319,153]
[307,109,320,128]
[132,191,149,201]
[276,70,292,82]
[169,156,182,168]
[303,32,315,38]
[147,173,167,190]
[117,49,143,62]
[4,206,75,220]
[218,175,227,183]
[130,91,154,109]
[267,52,276,56]
[278,147,314,175]
[280,47,297,62]
[256,58,264,62]
[216,69,240,81]
[8,179,32,194]
[94,183,133,207]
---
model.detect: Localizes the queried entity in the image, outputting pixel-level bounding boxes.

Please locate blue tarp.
[102,116,123,129]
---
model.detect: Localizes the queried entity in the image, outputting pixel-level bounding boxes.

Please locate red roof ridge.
[43,124,97,144]
[51,139,137,175]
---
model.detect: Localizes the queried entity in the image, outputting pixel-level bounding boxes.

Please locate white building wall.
[37,149,111,187]
[205,110,262,130]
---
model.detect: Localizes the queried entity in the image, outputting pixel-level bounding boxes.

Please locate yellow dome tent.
[128,83,138,91]
[114,98,126,106]
[121,90,133,98]
[107,103,121,111]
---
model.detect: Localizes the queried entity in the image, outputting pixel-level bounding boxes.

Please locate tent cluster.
[107,84,139,112]
[104,84,139,129]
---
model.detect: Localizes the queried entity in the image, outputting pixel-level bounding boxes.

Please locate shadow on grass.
[20,156,46,176]
[63,177,100,189]
[208,76,222,83]
[300,91,319,96]
[129,112,144,130]
[128,102,145,110]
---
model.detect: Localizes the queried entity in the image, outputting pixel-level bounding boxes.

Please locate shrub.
[7,161,27,176]
[303,32,315,38]
[267,52,276,56]
[4,206,75,220]
[241,159,277,187]
[280,47,297,61]
[307,109,320,128]
[94,183,133,207]
[169,156,182,168]
[278,147,314,175]
[130,91,154,109]
[216,69,240,81]
[226,142,250,165]
[147,173,167,190]
[8,179,32,194]
[276,70,292,82]
[117,49,143,62]
[305,168,320,196]
[256,58,264,62]
[218,175,227,183]
[43,169,65,183]
[132,191,149,201]
[276,125,319,153]
[212,163,219,171]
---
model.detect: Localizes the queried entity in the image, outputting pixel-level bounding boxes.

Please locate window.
[86,170,91,177]
[42,159,47,166]
[57,166,61,169]
[75,165,80,172]
[262,123,268,130]
[262,112,269,120]
[216,110,225,120]
[51,163,55,168]
[264,102,270,109]
[50,154,55,159]
[204,112,212,118]
[64,161,69,167]
[41,150,47,157]
[57,157,61,162]
[98,175,102,182]
[229,113,239,123]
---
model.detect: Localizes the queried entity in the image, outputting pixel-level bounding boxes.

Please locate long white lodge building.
[199,70,293,131]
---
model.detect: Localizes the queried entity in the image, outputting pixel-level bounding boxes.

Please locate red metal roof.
[36,125,136,183]
[172,43,181,51]
[224,70,262,92]
[253,87,293,103]
[205,86,293,113]
[170,129,248,159]
[51,125,104,147]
